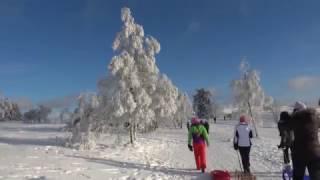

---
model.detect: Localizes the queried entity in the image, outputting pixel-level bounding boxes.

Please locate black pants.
[283,147,290,164]
[292,158,320,180]
[239,146,251,173]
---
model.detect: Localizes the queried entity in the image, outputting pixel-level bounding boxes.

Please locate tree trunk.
[133,122,137,141]
[172,118,177,128]
[248,102,259,138]
[129,124,134,144]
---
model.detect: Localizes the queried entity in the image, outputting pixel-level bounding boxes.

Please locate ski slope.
[0,120,283,180]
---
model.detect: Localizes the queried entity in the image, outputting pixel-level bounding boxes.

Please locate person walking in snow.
[233,115,253,174]
[188,117,209,173]
[290,101,320,180]
[277,111,294,165]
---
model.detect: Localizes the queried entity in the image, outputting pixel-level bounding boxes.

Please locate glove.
[278,142,284,149]
[188,144,193,151]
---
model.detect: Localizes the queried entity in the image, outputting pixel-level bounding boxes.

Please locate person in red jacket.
[188,117,210,173]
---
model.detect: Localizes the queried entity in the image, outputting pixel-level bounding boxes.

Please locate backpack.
[200,120,209,134]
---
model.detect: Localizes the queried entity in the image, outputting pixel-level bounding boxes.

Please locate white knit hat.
[293,101,307,111]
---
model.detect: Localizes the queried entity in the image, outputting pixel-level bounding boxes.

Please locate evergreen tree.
[193,88,213,119]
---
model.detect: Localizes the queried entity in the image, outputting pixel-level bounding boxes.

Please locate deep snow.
[0,120,284,180]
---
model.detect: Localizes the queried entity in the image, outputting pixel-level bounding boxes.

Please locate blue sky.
[1,0,320,108]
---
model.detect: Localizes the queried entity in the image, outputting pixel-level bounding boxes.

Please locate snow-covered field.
[0,120,283,180]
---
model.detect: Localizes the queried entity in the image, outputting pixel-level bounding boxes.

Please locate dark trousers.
[239,146,251,173]
[283,147,290,164]
[292,158,320,180]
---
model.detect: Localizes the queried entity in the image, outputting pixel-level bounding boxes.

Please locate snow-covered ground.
[0,120,284,180]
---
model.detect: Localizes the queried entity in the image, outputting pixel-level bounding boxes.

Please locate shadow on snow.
[67,155,212,179]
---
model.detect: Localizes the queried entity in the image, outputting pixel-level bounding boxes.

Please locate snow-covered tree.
[23,109,38,123]
[23,105,51,123]
[97,7,182,144]
[69,93,99,149]
[59,108,72,123]
[193,88,213,120]
[208,88,220,120]
[0,96,22,121]
[263,96,280,123]
[38,105,51,123]
[173,92,193,128]
[231,59,273,136]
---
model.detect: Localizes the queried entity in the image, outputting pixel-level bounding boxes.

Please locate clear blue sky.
[1,0,320,107]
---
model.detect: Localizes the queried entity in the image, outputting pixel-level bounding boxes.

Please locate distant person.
[277,111,294,165]
[188,117,209,173]
[187,119,191,131]
[290,101,320,180]
[214,116,217,123]
[233,115,253,173]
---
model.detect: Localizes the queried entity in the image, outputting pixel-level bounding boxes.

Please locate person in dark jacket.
[278,111,294,164]
[290,101,320,180]
[234,115,253,173]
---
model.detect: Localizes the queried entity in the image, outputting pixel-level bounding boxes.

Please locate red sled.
[211,170,231,180]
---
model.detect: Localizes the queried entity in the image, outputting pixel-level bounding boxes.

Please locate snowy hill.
[0,120,284,180]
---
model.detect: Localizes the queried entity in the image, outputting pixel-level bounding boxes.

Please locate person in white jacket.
[234,115,253,173]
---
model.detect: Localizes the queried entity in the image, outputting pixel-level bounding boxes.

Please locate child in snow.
[290,101,320,180]
[277,111,294,164]
[233,115,253,174]
[188,117,209,173]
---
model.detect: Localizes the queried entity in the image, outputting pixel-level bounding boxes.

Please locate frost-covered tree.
[22,105,51,123]
[60,108,71,123]
[97,7,181,144]
[173,92,193,128]
[231,59,273,136]
[23,109,38,123]
[38,105,51,123]
[0,96,22,121]
[208,88,220,121]
[69,93,99,149]
[193,88,213,120]
[263,96,279,123]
